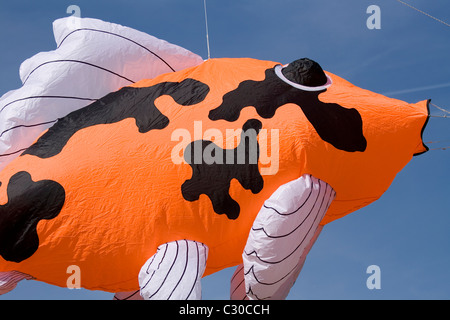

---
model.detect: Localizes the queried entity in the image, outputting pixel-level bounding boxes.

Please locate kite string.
[429,103,450,119]
[427,103,450,151]
[393,2,450,150]
[203,0,211,59]
[394,0,450,28]
[430,146,450,151]
[430,102,450,115]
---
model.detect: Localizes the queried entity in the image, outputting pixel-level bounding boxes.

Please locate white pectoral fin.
[138,240,209,300]
[242,174,335,300]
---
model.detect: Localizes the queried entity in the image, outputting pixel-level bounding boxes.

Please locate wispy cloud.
[382,82,450,96]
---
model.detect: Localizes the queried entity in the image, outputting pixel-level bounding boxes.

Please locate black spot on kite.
[208,65,367,153]
[181,119,264,220]
[22,78,210,159]
[0,171,65,262]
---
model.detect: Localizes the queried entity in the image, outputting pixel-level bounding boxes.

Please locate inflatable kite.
[0,17,429,300]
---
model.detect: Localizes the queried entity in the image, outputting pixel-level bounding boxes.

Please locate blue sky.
[0,0,449,300]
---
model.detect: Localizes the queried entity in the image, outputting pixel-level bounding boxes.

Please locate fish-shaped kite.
[0,17,429,300]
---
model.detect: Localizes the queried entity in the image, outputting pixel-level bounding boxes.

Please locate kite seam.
[22,59,136,85]
[57,27,176,72]
[262,184,314,216]
[0,148,27,157]
[250,182,329,239]
[244,185,332,265]
[230,275,245,298]
[231,264,244,283]
[245,287,265,300]
[244,263,299,300]
[142,245,165,289]
[0,95,97,114]
[244,264,299,287]
[148,241,179,299]
[232,279,245,298]
[185,241,200,300]
[140,240,206,300]
[242,183,333,300]
[0,95,98,156]
[167,240,189,299]
[144,248,160,275]
[0,120,58,139]
[113,290,140,300]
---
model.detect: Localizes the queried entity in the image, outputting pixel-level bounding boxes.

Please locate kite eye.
[275,57,332,92]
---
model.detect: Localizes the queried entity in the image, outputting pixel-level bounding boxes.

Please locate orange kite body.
[0,58,429,292]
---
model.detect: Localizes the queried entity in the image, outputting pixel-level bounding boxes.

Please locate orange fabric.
[0,58,428,292]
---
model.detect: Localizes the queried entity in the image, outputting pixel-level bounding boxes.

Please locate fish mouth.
[413,99,431,157]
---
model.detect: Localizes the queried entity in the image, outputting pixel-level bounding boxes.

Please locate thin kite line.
[430,146,450,151]
[395,0,450,28]
[203,0,211,59]
[431,102,450,114]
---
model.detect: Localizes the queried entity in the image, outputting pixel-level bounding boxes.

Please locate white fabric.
[0,271,33,295]
[139,240,208,300]
[230,225,324,300]
[0,16,203,171]
[242,174,335,300]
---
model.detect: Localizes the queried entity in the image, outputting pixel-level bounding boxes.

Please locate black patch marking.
[0,171,65,262]
[23,78,210,159]
[208,67,367,152]
[181,119,264,220]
